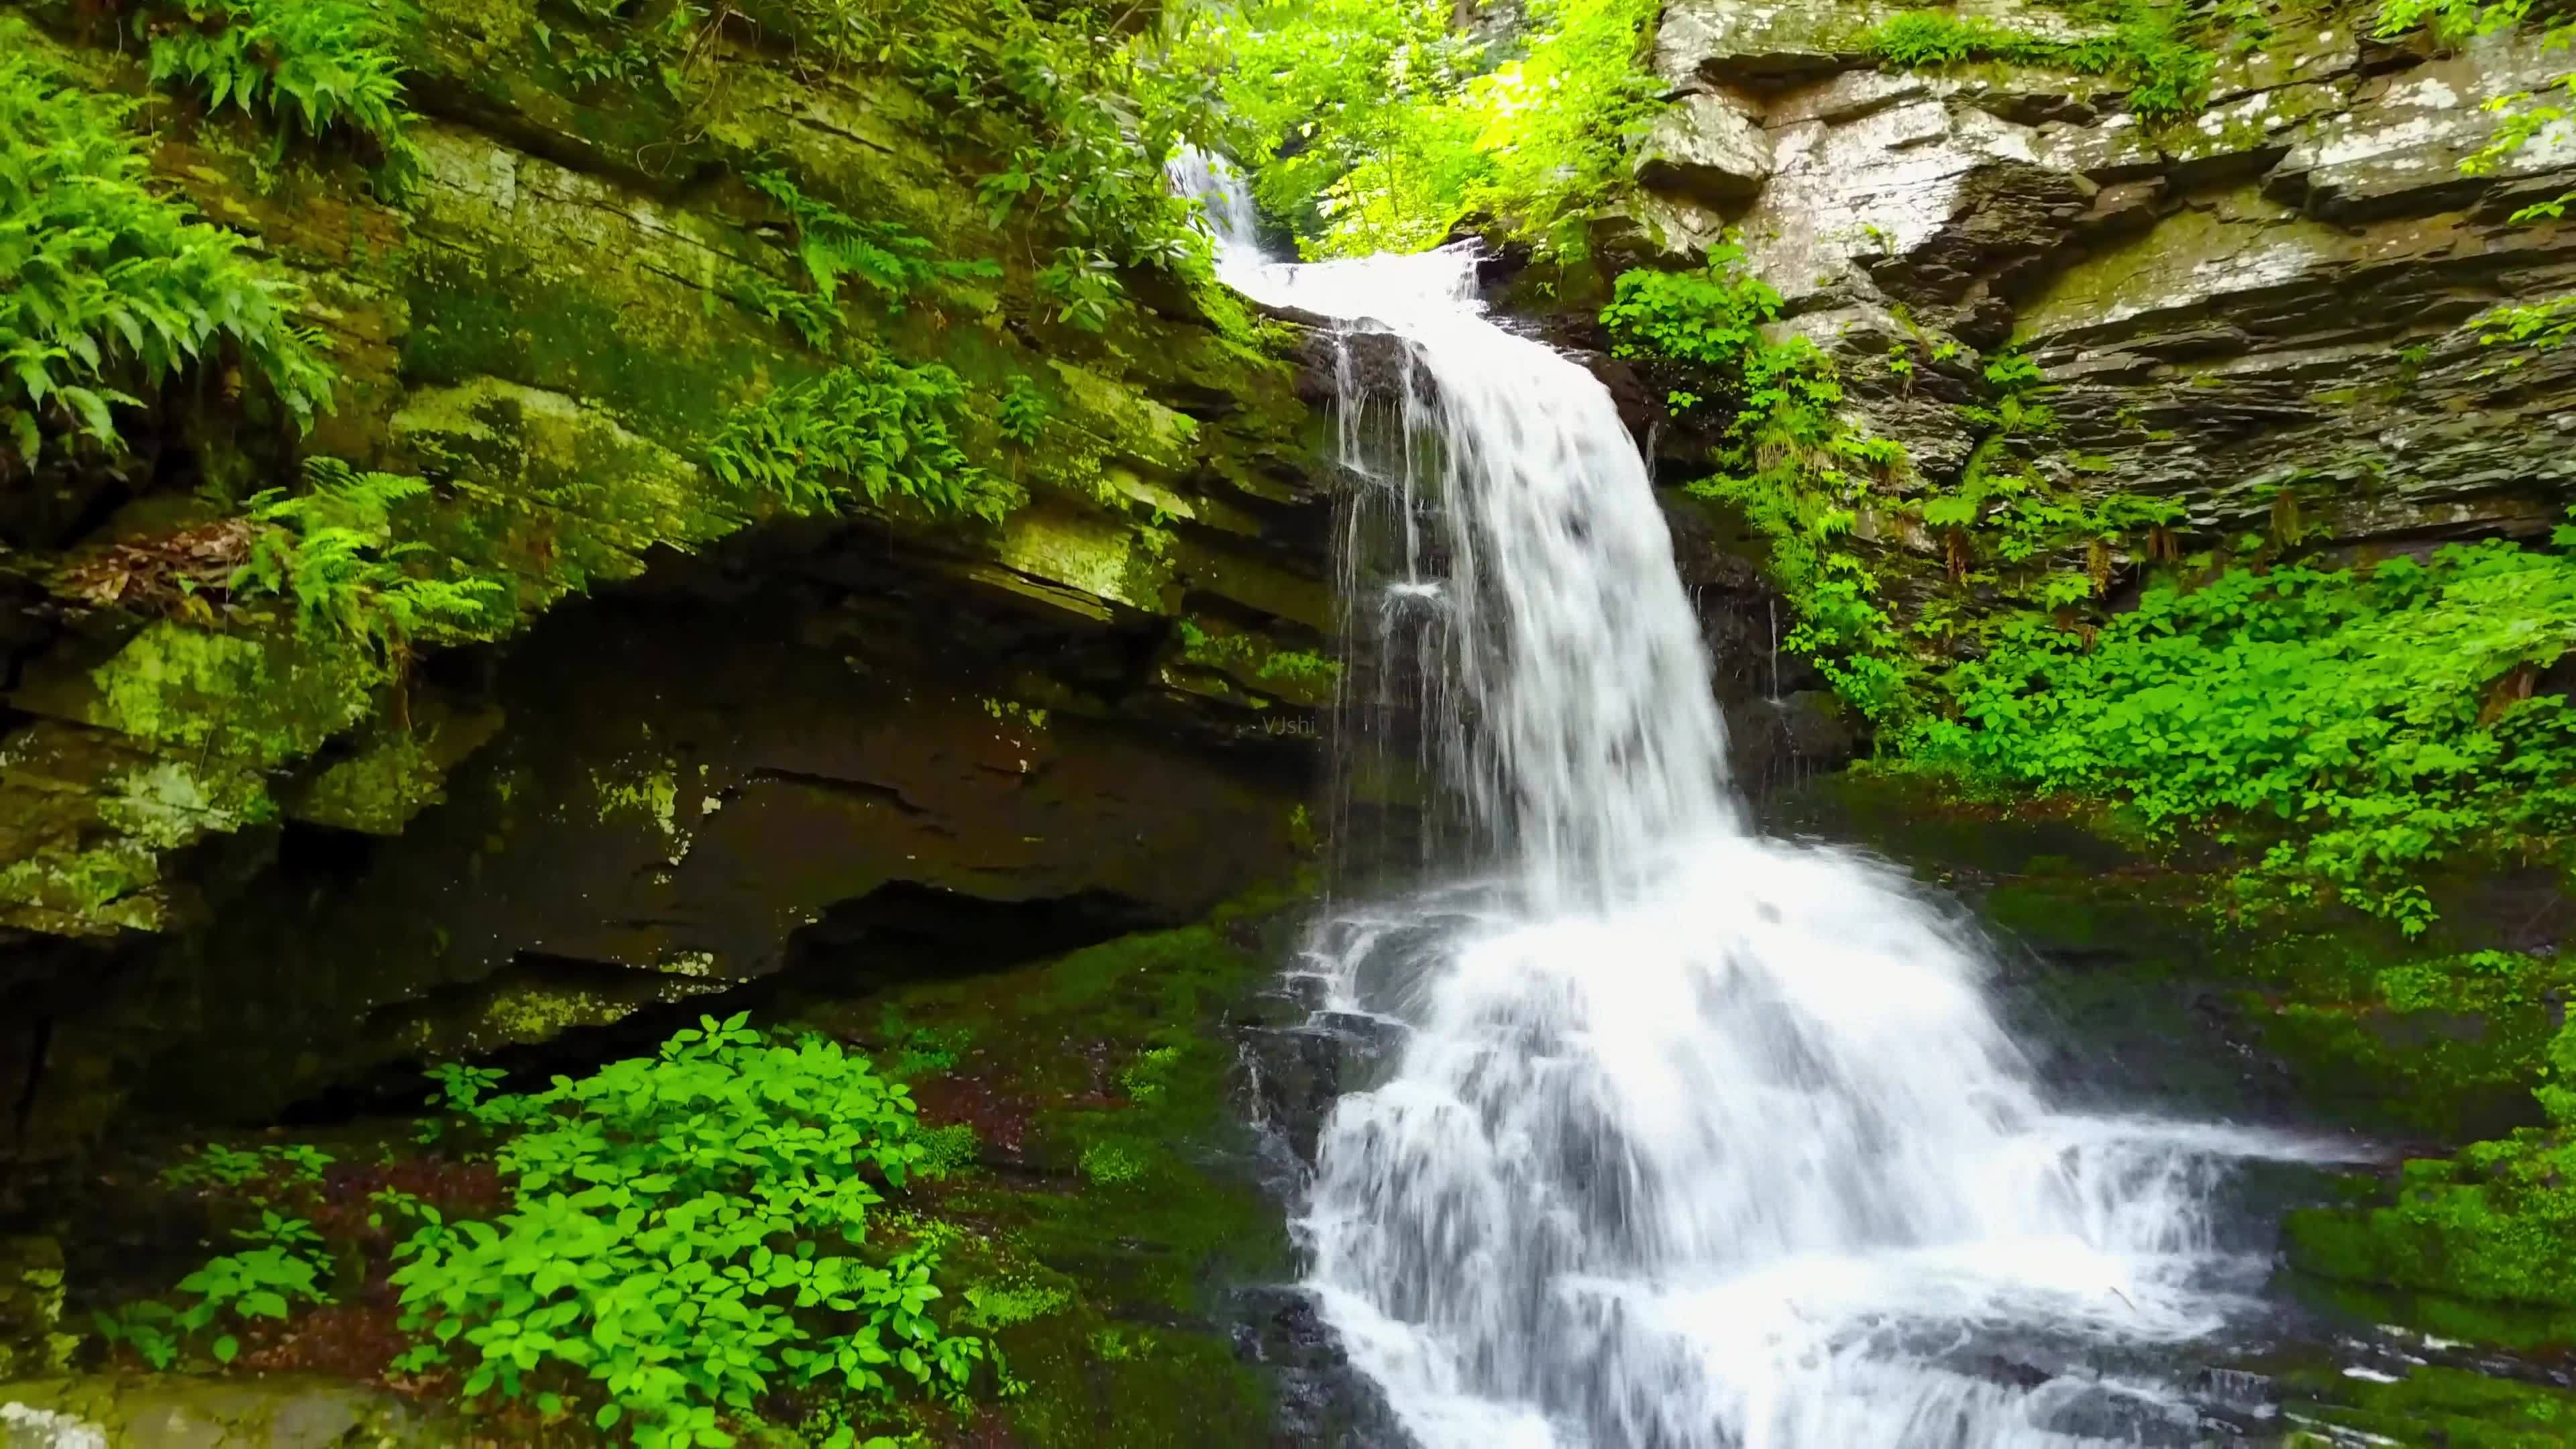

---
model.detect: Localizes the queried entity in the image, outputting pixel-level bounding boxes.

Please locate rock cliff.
[1613,0,2574,549]
[0,0,1343,1146]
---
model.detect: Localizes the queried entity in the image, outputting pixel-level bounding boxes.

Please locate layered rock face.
[1617,0,2575,557]
[0,0,1342,1146]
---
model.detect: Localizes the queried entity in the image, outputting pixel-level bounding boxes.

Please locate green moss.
[397,241,799,445]
[790,896,1311,1447]
[282,697,504,835]
[72,623,376,765]
[1866,3,2217,121]
[2282,1361,2576,1447]
[1174,616,1343,708]
[2285,1275,2576,1354]
[2290,1020,2576,1309]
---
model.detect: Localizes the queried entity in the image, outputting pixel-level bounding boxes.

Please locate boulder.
[1632,93,1776,209]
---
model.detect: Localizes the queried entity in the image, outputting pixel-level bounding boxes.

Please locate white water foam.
[1172,152,2352,1448]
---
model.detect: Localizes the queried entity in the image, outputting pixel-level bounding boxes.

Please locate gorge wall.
[0,0,1349,1149]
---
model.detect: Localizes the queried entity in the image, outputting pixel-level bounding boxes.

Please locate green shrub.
[0,27,333,465]
[1904,542,2576,932]
[94,1209,336,1369]
[389,1013,989,1447]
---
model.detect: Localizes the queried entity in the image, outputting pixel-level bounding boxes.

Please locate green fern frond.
[0,24,336,466]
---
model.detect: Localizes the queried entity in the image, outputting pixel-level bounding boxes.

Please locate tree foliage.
[1213,0,1664,258]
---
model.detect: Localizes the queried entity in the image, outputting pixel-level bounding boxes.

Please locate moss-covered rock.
[0,1375,448,1448]
[0,0,1346,1136]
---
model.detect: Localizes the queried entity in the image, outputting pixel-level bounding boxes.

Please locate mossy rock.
[0,1374,447,1448]
[2279,1361,2576,1448]
[2287,1128,2576,1309]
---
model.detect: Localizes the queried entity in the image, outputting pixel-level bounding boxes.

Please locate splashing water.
[1173,153,2346,1448]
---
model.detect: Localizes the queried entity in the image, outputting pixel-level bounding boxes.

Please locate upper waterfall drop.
[1173,154,2340,1448]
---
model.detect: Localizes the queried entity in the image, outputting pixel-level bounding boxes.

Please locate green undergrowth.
[99,1015,999,1447]
[0,23,333,468]
[1864,2,2219,121]
[1213,0,1665,258]
[80,896,1309,1446]
[1907,543,2576,935]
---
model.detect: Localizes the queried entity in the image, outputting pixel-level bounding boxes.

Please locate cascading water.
[1171,154,2343,1448]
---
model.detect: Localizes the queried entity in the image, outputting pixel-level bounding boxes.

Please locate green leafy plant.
[702,358,1017,521]
[1,26,334,466]
[1902,541,2576,932]
[997,375,1051,446]
[230,458,506,671]
[158,1142,337,1193]
[142,0,425,189]
[1116,1045,1181,1104]
[1601,250,1917,718]
[1075,1140,1146,1187]
[94,1208,336,1368]
[386,1014,989,1446]
[1033,246,1125,331]
[743,170,996,311]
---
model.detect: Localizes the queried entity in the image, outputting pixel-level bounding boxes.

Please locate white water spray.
[1173,153,2343,1448]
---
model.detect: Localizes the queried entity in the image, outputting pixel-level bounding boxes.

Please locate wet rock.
[2270,30,2576,221]
[1725,690,1860,790]
[1283,319,1428,411]
[1229,1285,1413,1448]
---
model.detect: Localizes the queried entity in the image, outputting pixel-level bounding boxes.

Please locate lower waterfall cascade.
[1170,155,2357,1449]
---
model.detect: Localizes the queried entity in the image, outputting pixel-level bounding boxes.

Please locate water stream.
[1173,156,2349,1449]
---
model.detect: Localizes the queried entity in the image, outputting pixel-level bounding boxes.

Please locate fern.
[0,28,335,466]
[703,358,1017,522]
[745,170,996,310]
[231,458,503,668]
[145,0,425,189]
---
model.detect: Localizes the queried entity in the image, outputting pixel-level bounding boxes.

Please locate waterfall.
[1174,155,2334,1448]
